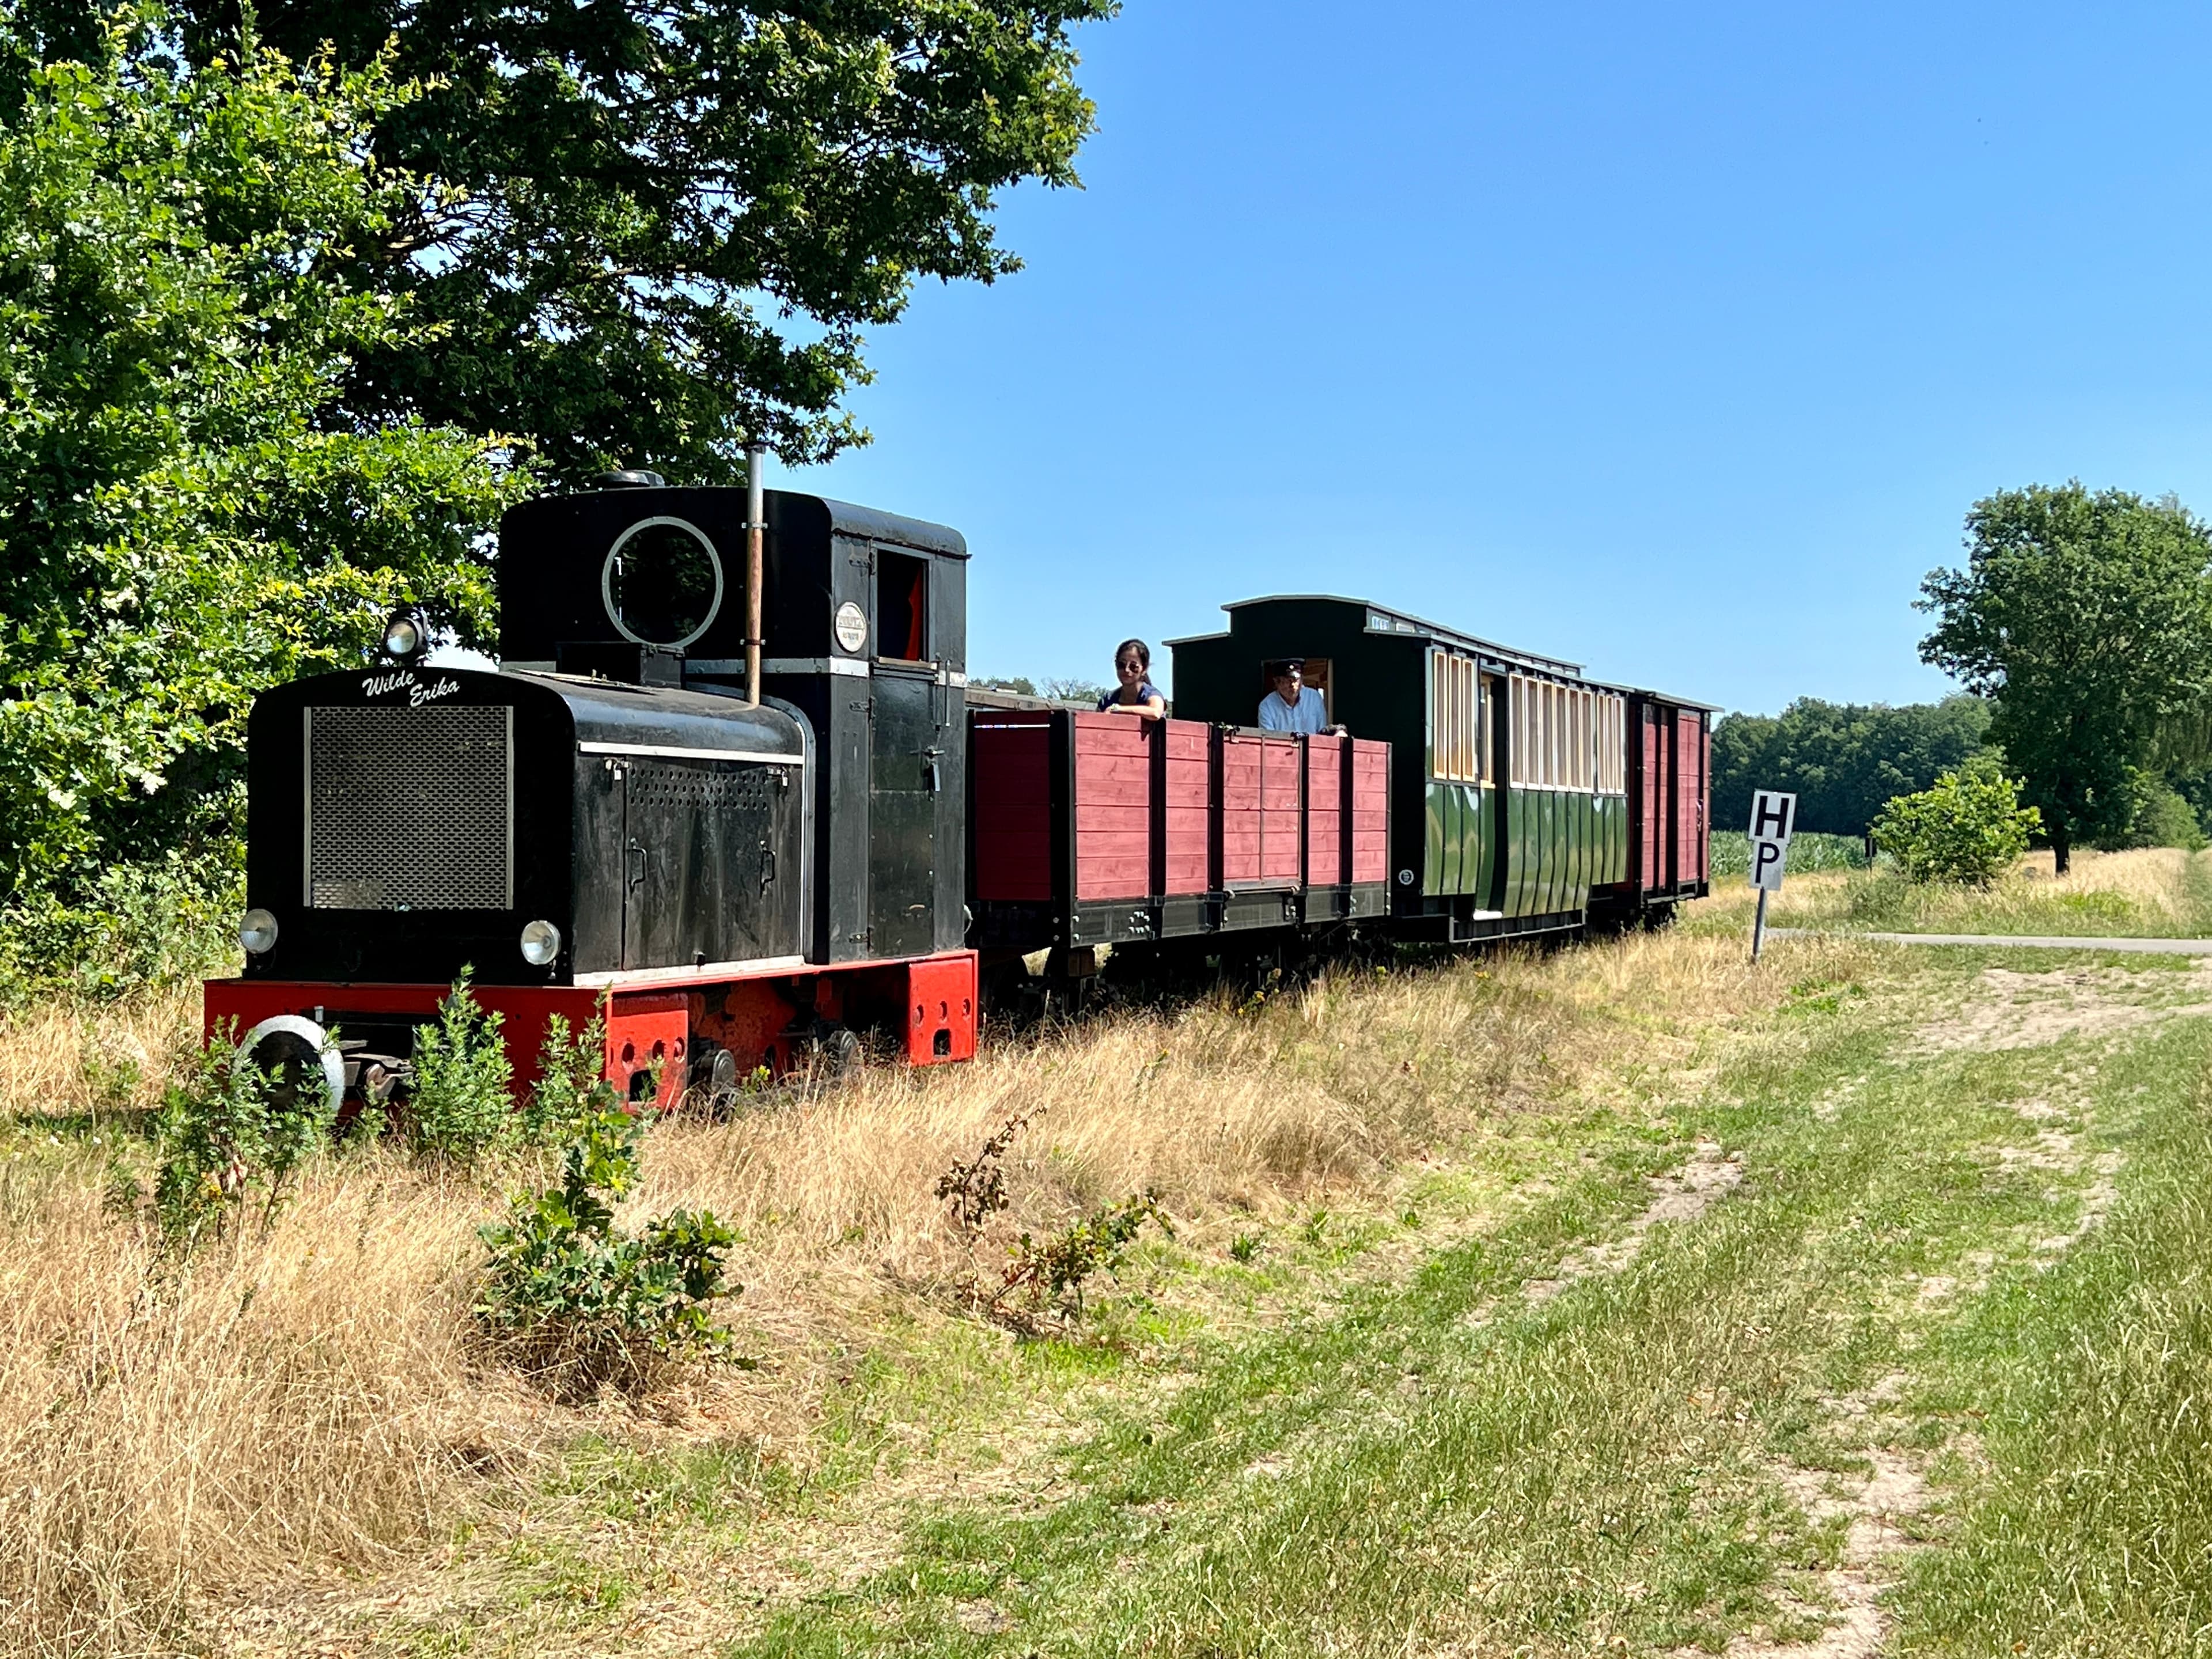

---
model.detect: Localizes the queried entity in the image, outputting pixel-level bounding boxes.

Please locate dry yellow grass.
[0,925,1863,1656]
[1696,844,2212,937]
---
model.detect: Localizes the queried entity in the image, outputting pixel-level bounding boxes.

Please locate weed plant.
[525,1011,610,1146]
[405,971,514,1160]
[110,1028,336,1247]
[477,1071,741,1397]
[1002,1190,1172,1320]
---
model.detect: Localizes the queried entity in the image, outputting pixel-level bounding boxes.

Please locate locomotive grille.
[305,705,513,910]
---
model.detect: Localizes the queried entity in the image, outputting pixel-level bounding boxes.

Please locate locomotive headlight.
[380,607,429,662]
[239,908,279,955]
[520,919,562,967]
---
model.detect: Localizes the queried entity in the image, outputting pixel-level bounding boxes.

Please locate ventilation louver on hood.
[304,704,514,911]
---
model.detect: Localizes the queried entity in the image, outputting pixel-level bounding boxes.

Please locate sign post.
[1747,789,1797,963]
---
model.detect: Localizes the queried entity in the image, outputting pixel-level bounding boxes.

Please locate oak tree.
[1918,484,2212,873]
[71,0,1116,485]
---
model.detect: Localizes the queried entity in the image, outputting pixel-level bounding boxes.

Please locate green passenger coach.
[1166,596,1712,942]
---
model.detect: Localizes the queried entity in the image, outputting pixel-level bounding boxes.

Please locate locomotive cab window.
[877,550,929,662]
[603,516,724,650]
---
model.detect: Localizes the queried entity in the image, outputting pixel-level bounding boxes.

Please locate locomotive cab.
[499,484,969,965]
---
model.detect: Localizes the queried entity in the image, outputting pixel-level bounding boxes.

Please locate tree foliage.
[0,16,525,907]
[20,0,1116,487]
[1710,695,1991,837]
[1919,484,2212,873]
[1870,755,2041,886]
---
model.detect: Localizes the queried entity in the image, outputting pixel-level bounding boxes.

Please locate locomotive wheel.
[688,1043,743,1114]
[233,1015,345,1123]
[810,1020,861,1078]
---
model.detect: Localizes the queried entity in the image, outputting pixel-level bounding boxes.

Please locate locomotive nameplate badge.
[834,601,868,654]
[359,668,460,708]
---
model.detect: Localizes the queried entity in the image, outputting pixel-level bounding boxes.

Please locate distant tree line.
[1712,696,1992,838]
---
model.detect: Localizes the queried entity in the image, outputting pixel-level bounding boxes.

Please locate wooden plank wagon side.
[966,708,1390,971]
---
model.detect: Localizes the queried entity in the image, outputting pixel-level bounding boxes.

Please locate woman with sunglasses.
[1097,638,1167,720]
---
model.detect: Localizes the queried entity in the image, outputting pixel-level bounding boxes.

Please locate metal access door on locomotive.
[205,481,982,1112]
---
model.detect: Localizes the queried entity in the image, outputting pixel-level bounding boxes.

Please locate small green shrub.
[1229,1231,1264,1264]
[2104,783,2210,853]
[0,852,241,1005]
[524,1012,609,1146]
[476,1078,741,1396]
[1870,756,2042,885]
[407,971,515,1160]
[1002,1190,1172,1319]
[115,1028,337,1247]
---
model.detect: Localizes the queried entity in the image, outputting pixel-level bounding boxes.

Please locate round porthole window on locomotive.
[601,516,725,649]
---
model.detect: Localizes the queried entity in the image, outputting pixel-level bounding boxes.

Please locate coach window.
[1429,653,1448,777]
[877,550,929,662]
[1430,652,1477,782]
[1508,677,1527,787]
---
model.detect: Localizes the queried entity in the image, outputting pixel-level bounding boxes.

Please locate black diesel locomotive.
[207,479,1710,1109]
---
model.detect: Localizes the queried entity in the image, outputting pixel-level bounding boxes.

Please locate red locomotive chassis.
[204,952,978,1110]
[969,710,1390,957]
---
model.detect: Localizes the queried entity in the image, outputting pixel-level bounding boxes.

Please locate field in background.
[1694,843,2212,939]
[7,882,2212,1653]
[1709,828,1869,875]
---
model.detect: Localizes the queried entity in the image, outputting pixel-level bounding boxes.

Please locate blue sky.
[784,2,2212,715]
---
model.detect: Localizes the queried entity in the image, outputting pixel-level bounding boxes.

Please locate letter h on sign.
[1748,791,1797,843]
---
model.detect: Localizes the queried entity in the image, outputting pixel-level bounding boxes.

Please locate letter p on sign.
[1748,790,1797,893]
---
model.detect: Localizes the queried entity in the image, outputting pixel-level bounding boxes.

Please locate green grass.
[1711,829,1871,876]
[1903,1031,2212,1656]
[710,948,2212,1656]
[263,921,2212,1656]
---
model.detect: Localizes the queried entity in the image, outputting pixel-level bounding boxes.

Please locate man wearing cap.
[1257,659,1343,734]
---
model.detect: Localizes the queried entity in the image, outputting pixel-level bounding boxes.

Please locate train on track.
[204,478,1713,1112]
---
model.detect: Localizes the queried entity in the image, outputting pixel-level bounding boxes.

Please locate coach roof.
[1165,593,1721,710]
[1165,593,1584,677]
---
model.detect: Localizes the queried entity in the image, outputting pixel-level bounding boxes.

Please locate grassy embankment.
[6,853,2212,1654]
[1695,842,2212,940]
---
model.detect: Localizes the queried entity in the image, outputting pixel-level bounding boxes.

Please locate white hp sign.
[1747,790,1797,893]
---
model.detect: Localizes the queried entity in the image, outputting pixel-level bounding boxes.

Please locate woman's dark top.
[1098,681,1164,711]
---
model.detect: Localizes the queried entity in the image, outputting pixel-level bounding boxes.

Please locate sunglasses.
[1117,658,1144,671]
